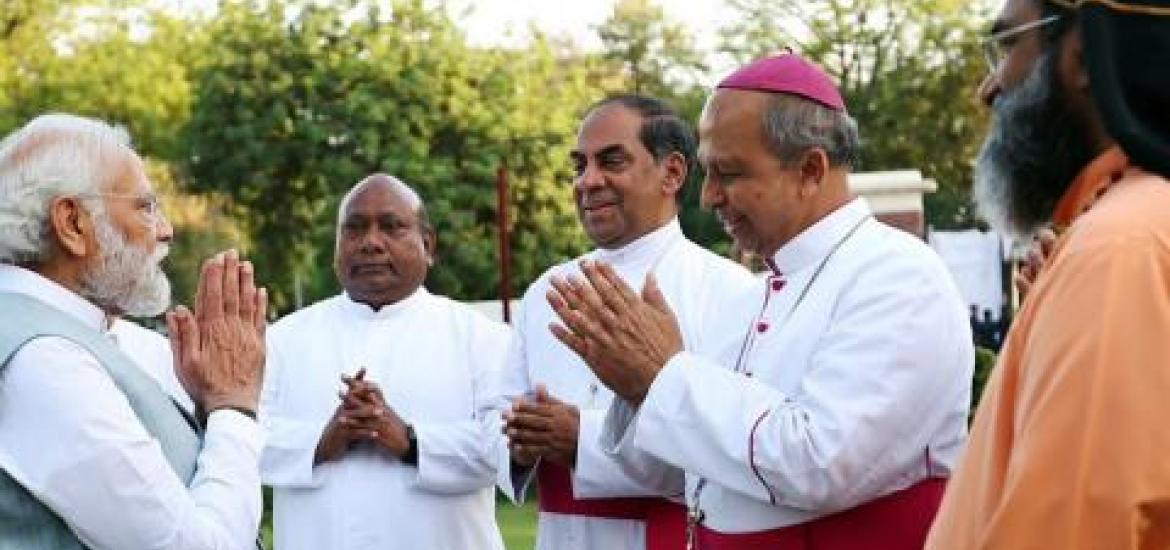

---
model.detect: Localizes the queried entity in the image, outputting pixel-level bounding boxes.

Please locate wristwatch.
[402,423,419,466]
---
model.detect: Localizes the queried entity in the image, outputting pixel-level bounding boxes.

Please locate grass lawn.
[497,499,538,549]
[259,492,539,549]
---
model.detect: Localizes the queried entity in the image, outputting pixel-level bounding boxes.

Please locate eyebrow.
[989,18,1009,36]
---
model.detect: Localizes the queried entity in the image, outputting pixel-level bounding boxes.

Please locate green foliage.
[972,346,998,419]
[182,0,596,312]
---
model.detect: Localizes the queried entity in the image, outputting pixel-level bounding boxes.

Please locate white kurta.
[0,264,263,550]
[260,288,511,550]
[497,219,758,550]
[109,318,196,413]
[603,199,974,533]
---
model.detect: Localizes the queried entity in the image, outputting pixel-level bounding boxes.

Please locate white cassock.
[0,264,262,550]
[260,288,511,550]
[108,318,196,413]
[496,218,758,550]
[602,199,974,548]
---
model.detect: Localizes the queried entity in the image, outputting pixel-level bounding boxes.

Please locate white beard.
[80,214,171,317]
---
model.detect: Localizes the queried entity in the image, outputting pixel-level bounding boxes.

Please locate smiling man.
[259,174,512,550]
[545,56,974,549]
[497,94,757,550]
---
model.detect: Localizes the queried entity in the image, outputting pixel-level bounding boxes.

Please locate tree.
[719,0,991,229]
[596,0,707,99]
[183,0,600,312]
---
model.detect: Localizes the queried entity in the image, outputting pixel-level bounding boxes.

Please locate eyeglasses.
[982,15,1063,73]
[76,192,165,222]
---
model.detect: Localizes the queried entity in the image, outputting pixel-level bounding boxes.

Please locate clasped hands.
[314,368,412,465]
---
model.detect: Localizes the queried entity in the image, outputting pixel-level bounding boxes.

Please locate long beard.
[80,215,171,317]
[974,51,1097,241]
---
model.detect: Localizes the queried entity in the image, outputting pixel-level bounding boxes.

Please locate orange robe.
[926,147,1170,549]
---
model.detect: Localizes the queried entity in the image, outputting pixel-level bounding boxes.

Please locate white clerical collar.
[592,217,683,266]
[0,264,108,330]
[339,286,429,320]
[767,198,871,275]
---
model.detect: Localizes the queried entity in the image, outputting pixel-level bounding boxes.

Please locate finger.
[546,285,613,345]
[174,306,200,377]
[1037,227,1057,256]
[507,428,553,447]
[575,261,628,318]
[549,321,594,363]
[506,409,554,430]
[533,383,551,403]
[641,272,672,315]
[1014,273,1032,297]
[199,252,226,322]
[238,260,256,325]
[222,249,240,317]
[595,261,640,306]
[255,288,269,333]
[165,310,180,363]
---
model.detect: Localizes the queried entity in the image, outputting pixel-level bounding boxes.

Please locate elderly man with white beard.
[0,113,267,549]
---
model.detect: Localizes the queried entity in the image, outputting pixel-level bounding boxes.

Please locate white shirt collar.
[338,286,429,320]
[593,217,683,266]
[767,198,871,275]
[0,264,108,330]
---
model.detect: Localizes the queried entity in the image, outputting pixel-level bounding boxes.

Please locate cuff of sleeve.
[569,409,608,497]
[258,417,328,489]
[207,408,265,455]
[635,352,690,431]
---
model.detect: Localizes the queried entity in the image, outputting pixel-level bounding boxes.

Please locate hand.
[503,385,580,467]
[1016,227,1057,300]
[546,260,683,405]
[167,250,268,416]
[340,372,411,458]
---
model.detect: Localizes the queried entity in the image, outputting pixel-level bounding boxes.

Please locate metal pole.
[496,162,512,323]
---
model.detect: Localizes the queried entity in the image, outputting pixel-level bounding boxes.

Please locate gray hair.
[0,113,132,264]
[762,94,861,169]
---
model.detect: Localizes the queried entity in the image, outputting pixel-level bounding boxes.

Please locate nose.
[700,177,725,211]
[358,226,387,254]
[977,73,999,108]
[575,161,605,193]
[155,214,174,245]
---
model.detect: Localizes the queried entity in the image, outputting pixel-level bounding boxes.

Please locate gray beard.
[974,50,1096,242]
[80,214,171,317]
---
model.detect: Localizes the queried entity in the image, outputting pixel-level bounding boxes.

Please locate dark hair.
[589,94,697,195]
[1039,1,1078,43]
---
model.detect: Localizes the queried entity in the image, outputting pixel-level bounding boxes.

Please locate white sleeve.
[488,297,540,504]
[412,317,512,494]
[0,337,262,550]
[616,266,972,512]
[572,407,684,499]
[258,336,328,489]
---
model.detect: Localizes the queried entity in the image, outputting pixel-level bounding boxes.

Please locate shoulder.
[269,295,343,341]
[519,254,587,303]
[1063,173,1170,255]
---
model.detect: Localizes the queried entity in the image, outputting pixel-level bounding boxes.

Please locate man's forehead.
[994,0,1042,31]
[343,180,418,218]
[574,105,641,154]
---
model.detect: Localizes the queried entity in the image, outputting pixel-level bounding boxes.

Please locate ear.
[1063,26,1090,94]
[660,151,688,197]
[798,148,830,197]
[421,225,437,267]
[48,196,94,258]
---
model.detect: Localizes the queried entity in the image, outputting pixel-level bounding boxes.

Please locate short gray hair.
[0,113,131,264]
[762,94,861,169]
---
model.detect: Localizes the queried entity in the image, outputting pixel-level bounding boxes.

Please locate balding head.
[334,173,435,310]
